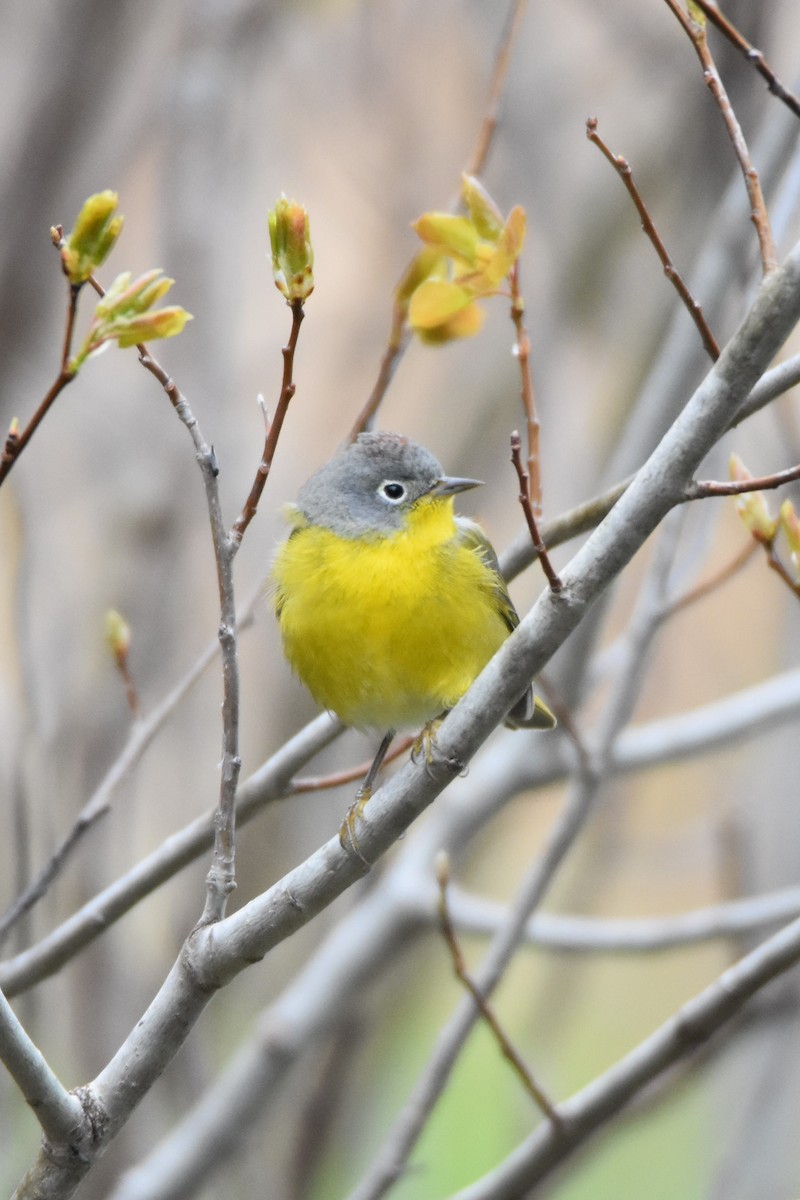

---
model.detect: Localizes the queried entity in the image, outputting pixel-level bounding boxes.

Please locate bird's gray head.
[295,431,481,538]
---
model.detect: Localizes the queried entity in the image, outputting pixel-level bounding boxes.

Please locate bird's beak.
[431,475,483,497]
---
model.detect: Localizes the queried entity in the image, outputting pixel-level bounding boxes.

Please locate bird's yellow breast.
[272,496,509,730]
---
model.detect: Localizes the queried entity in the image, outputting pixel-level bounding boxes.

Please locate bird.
[271,431,555,836]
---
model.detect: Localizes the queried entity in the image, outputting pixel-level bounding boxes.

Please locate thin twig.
[691,0,800,122]
[436,854,562,1126]
[347,0,528,439]
[0,271,80,486]
[663,0,777,274]
[586,117,721,360]
[231,299,305,541]
[766,543,800,600]
[465,0,528,178]
[509,261,544,510]
[292,736,415,794]
[688,460,800,498]
[665,538,758,615]
[509,431,562,590]
[135,347,241,925]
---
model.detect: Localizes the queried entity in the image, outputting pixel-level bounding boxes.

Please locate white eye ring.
[379,480,406,504]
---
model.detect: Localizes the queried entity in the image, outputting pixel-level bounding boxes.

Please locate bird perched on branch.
[272,431,555,835]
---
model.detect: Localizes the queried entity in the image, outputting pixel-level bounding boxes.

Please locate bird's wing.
[455,517,519,634]
[455,517,556,730]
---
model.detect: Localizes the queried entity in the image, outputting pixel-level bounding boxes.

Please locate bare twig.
[688,460,800,498]
[691,0,800,121]
[663,0,777,274]
[665,538,758,615]
[292,735,414,793]
[436,854,561,1125]
[508,262,544,511]
[0,267,80,486]
[465,0,528,178]
[586,117,721,360]
[135,348,241,925]
[509,431,562,591]
[231,299,305,542]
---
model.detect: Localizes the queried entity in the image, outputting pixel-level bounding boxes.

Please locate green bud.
[61,191,123,285]
[268,196,314,302]
[105,608,131,664]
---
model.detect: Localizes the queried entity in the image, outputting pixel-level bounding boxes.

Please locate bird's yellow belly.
[272,520,508,731]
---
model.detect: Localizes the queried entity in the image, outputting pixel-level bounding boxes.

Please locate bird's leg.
[411,717,465,779]
[339,729,395,855]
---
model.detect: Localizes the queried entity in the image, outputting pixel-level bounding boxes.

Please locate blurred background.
[1,0,800,1196]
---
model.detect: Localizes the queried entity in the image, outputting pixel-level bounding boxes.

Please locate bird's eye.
[379,481,406,503]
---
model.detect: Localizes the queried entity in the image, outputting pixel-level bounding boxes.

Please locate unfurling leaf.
[61,191,124,285]
[73,269,192,366]
[412,214,479,266]
[408,279,473,330]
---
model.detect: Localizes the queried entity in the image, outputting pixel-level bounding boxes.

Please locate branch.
[230,299,304,542]
[0,713,342,998]
[436,854,561,1125]
[691,0,800,122]
[446,884,800,954]
[509,431,562,590]
[687,460,800,498]
[13,239,800,1193]
[0,986,87,1146]
[586,116,721,360]
[508,263,544,511]
[135,348,241,925]
[450,910,800,1198]
[663,0,777,273]
[0,582,262,948]
[0,277,80,487]
[90,666,800,1199]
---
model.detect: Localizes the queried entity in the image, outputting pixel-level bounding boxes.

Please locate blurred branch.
[586,117,720,360]
[0,582,262,950]
[436,853,561,1125]
[347,0,528,438]
[691,0,800,121]
[465,0,527,177]
[446,884,800,953]
[90,665,800,1199]
[663,0,777,273]
[451,909,800,1199]
[0,713,342,998]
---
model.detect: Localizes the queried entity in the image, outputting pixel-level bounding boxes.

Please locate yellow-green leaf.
[415,301,485,344]
[412,213,479,266]
[408,279,473,330]
[461,174,504,241]
[395,247,445,308]
[483,205,526,285]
